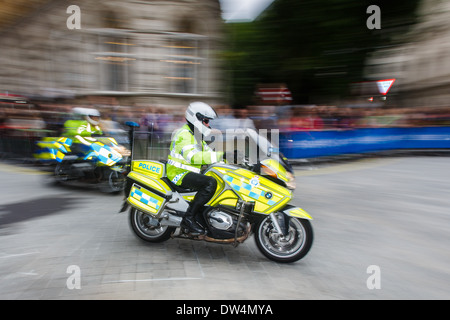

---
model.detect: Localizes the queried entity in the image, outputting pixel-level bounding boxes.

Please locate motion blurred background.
[0,0,449,160]
[1,1,449,301]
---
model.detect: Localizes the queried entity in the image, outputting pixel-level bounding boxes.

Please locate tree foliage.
[224,0,422,105]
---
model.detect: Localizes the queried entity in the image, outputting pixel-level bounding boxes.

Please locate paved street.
[0,156,449,300]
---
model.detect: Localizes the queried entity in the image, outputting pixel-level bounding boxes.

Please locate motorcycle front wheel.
[129,208,175,243]
[255,215,313,263]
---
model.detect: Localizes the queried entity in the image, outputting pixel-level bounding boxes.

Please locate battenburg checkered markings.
[84,142,122,166]
[223,174,276,206]
[130,186,162,213]
[56,150,65,162]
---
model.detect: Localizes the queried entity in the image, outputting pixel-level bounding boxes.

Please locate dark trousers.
[179,172,217,216]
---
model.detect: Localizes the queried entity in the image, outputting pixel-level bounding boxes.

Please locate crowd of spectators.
[247,104,450,131]
[2,101,450,135]
[118,103,450,161]
[1,100,450,158]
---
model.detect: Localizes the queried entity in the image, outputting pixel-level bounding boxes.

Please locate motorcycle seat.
[61,155,78,161]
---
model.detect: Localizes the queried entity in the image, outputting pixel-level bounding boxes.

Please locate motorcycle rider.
[167,102,225,235]
[63,107,103,153]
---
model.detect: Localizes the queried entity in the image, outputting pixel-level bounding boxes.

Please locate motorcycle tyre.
[255,215,313,263]
[54,163,69,183]
[129,208,175,243]
[100,169,126,193]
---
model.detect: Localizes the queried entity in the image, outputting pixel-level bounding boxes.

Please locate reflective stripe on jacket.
[167,124,224,185]
[63,120,103,145]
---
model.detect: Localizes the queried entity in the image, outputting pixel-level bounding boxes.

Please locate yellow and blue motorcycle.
[34,136,130,193]
[121,129,313,263]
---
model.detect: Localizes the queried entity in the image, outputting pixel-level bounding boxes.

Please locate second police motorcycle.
[34,107,131,193]
[120,114,313,263]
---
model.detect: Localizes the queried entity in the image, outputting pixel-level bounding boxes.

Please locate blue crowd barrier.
[280,126,450,159]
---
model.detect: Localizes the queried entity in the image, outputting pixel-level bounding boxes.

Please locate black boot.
[181,206,205,235]
[181,216,205,235]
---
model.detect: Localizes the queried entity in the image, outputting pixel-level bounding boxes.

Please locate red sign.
[255,84,292,104]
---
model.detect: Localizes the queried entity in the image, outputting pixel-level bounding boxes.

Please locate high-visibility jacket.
[167,124,224,185]
[62,119,103,145]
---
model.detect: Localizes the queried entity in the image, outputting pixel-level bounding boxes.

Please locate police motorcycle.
[120,126,313,263]
[34,133,131,193]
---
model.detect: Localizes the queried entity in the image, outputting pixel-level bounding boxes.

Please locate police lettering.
[138,163,161,173]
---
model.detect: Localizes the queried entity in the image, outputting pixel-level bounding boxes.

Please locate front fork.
[269,212,291,237]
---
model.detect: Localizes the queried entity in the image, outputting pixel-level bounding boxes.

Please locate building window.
[162,34,205,94]
[94,33,136,92]
[92,12,136,92]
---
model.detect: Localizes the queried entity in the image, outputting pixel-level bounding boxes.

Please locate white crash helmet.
[185,102,217,137]
[72,107,101,126]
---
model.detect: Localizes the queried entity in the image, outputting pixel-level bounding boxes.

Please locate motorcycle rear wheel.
[54,163,69,182]
[129,208,175,243]
[255,215,313,263]
[100,169,126,193]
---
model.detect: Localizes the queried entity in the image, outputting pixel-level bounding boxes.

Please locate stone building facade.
[0,0,225,108]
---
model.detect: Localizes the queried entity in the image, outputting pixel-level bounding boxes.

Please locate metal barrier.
[0,130,44,160]
[130,131,172,161]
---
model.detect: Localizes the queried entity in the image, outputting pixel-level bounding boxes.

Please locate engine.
[205,208,248,240]
[208,209,234,230]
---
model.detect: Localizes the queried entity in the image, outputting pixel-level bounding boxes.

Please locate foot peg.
[181,217,205,235]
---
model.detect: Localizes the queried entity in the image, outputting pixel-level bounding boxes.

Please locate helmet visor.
[196,112,212,124]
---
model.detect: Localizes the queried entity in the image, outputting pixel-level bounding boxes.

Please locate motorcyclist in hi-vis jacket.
[62,107,103,149]
[167,102,225,235]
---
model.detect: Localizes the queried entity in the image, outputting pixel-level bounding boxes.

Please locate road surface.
[0,156,449,300]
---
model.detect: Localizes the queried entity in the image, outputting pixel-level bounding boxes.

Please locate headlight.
[286,171,296,190]
[112,145,131,157]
